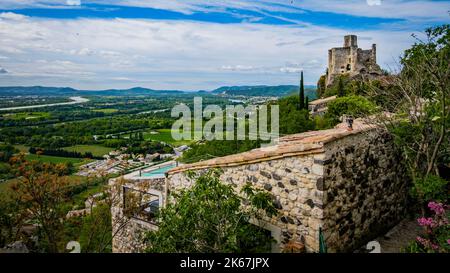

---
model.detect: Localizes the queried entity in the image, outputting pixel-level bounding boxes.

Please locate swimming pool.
[140,163,176,179]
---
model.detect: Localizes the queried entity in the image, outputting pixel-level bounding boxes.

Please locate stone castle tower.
[325,35,381,86]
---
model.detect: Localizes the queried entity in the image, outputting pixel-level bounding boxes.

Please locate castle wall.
[326,36,381,87]
[327,47,352,85]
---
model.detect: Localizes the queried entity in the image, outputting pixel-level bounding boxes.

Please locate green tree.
[299,71,305,110]
[0,195,27,248]
[316,74,326,98]
[276,95,315,135]
[145,169,278,253]
[371,23,450,209]
[0,144,17,162]
[78,203,113,253]
[325,95,376,124]
[337,77,345,97]
[10,158,70,252]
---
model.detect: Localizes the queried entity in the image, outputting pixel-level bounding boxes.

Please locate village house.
[111,119,408,253]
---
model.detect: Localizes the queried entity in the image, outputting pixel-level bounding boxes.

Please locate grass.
[2,112,51,120]
[13,144,29,153]
[25,154,94,167]
[143,129,194,146]
[92,108,118,114]
[62,145,114,157]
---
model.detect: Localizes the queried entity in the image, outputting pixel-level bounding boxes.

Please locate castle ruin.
[326,35,382,87]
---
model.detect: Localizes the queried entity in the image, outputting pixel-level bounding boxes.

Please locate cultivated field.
[62,145,114,157]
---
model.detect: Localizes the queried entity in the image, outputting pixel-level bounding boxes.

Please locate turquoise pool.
[140,163,176,178]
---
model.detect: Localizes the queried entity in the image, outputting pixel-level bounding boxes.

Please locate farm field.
[62,145,114,157]
[2,111,51,120]
[143,129,194,146]
[92,108,118,114]
[24,154,94,167]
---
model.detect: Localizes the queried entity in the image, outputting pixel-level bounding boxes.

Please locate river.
[0,96,89,111]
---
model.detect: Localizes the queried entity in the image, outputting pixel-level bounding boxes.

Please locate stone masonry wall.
[321,130,409,252]
[112,122,409,253]
[166,128,408,253]
[111,179,162,253]
[168,153,326,253]
[326,35,381,86]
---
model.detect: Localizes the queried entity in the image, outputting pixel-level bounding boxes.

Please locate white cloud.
[0,13,420,89]
[367,0,382,6]
[280,67,302,73]
[99,0,449,23]
[221,65,256,71]
[296,0,450,21]
[0,0,448,22]
[69,48,93,56]
[66,0,81,6]
[0,12,27,21]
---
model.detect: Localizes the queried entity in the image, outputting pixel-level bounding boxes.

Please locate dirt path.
[375,219,422,253]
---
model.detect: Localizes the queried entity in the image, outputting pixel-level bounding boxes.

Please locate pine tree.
[299,71,305,110]
[337,77,345,97]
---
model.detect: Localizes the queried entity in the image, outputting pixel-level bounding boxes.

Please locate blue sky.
[0,0,448,90]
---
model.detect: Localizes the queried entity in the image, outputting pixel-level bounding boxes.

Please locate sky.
[0,0,448,91]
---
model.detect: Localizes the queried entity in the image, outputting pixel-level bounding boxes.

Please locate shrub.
[411,175,448,205]
[144,169,278,253]
[404,201,449,253]
[325,95,377,123]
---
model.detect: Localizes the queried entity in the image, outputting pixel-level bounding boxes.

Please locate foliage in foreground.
[0,155,116,252]
[145,169,278,253]
[373,24,449,209]
[403,201,449,253]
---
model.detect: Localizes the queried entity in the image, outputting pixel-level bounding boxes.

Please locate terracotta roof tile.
[168,119,377,175]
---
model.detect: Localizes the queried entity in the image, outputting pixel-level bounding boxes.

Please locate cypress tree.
[305,96,309,110]
[299,71,305,110]
[337,76,345,97]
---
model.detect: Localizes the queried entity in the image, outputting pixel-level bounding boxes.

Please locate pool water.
[140,163,176,178]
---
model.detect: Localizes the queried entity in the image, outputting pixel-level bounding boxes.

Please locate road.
[0,96,89,111]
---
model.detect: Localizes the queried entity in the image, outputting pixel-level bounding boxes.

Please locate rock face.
[111,120,408,253]
[326,35,382,87]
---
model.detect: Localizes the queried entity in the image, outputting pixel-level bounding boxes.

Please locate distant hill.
[212,85,316,98]
[0,85,317,98]
[0,86,184,97]
[0,86,79,96]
